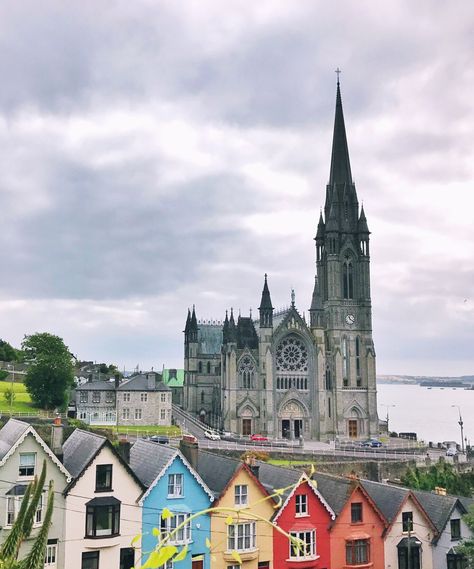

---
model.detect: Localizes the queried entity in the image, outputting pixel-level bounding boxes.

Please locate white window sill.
[295,513,310,518]
[287,555,319,562]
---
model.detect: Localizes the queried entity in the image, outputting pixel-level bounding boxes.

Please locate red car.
[250,434,269,442]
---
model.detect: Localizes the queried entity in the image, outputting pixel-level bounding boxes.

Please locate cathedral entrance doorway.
[242,418,252,436]
[348,419,358,438]
[279,401,306,440]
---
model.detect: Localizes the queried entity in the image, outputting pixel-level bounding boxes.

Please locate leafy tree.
[0,460,54,569]
[22,333,74,409]
[0,370,9,381]
[0,339,18,362]
[3,387,16,406]
[401,462,474,497]
[458,506,474,568]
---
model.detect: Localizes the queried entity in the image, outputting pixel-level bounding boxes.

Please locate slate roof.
[62,429,106,478]
[198,324,223,355]
[256,461,302,499]
[118,373,170,392]
[0,419,30,460]
[130,439,178,487]
[360,479,408,523]
[195,450,241,497]
[412,490,460,535]
[236,317,258,350]
[312,472,353,515]
[76,380,115,391]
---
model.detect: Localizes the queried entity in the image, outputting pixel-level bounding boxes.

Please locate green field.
[0,381,36,414]
[114,425,181,436]
[268,459,316,467]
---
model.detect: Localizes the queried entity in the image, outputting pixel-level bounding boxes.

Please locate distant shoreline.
[377,375,474,388]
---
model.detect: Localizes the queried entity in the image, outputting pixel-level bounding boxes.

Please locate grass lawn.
[0,381,36,414]
[114,425,181,436]
[268,459,316,467]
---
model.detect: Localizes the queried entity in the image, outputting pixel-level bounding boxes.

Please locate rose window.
[276,336,308,372]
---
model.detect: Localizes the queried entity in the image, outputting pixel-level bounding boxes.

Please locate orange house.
[329,483,387,569]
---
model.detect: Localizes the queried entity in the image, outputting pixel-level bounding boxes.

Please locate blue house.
[130,440,214,569]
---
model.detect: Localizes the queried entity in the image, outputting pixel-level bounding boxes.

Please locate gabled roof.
[360,479,408,524]
[273,473,335,523]
[131,440,214,505]
[413,490,470,542]
[62,429,107,478]
[0,418,30,460]
[0,418,71,481]
[212,461,272,508]
[130,439,178,487]
[62,429,144,494]
[195,450,241,497]
[312,472,353,515]
[118,373,170,392]
[255,460,302,500]
[76,380,115,391]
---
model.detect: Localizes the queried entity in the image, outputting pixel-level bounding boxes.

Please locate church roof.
[198,324,223,354]
[236,317,258,349]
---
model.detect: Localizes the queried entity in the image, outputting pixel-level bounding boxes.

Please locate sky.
[0,1,473,376]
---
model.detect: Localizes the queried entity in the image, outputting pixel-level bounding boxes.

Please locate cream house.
[62,429,144,569]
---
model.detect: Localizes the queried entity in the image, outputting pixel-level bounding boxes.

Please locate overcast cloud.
[0,0,473,375]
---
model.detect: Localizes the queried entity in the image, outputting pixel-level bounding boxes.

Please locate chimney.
[434,486,447,496]
[147,372,155,390]
[180,438,198,470]
[88,373,93,383]
[51,416,64,459]
[245,456,260,479]
[116,440,131,464]
[114,374,120,389]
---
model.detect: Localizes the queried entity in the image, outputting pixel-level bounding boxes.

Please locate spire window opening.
[342,337,349,385]
[343,258,354,299]
[325,366,332,390]
[356,337,362,386]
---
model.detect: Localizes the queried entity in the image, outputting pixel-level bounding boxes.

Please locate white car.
[446,447,457,457]
[204,430,221,441]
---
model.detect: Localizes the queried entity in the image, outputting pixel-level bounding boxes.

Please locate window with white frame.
[79,391,88,403]
[45,539,58,567]
[92,391,100,403]
[227,522,256,552]
[105,391,114,403]
[6,496,19,526]
[160,512,191,544]
[19,453,36,477]
[140,393,148,402]
[289,530,316,559]
[35,493,43,524]
[79,411,88,421]
[234,485,248,506]
[295,494,308,516]
[122,408,130,420]
[161,393,167,403]
[123,392,131,402]
[135,408,142,420]
[168,474,183,497]
[160,409,166,420]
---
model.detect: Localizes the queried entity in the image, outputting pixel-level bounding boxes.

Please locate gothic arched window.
[356,337,361,377]
[343,256,354,299]
[325,365,332,390]
[275,335,309,392]
[207,361,211,374]
[238,356,256,389]
[198,361,202,373]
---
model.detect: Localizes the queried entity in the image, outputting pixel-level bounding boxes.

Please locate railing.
[0,410,68,419]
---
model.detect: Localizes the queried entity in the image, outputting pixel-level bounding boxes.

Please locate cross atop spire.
[335,67,341,84]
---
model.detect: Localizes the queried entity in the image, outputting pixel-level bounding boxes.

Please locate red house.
[273,473,335,569]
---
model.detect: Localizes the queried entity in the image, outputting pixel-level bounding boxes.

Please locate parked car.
[204,430,221,440]
[361,438,383,448]
[250,434,269,442]
[150,435,169,444]
[446,447,457,457]
[182,434,198,443]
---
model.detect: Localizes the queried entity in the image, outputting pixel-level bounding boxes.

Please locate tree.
[22,333,74,409]
[458,506,474,568]
[0,339,18,362]
[3,387,16,406]
[0,460,54,569]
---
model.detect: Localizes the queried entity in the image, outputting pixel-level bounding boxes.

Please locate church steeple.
[328,78,353,187]
[258,273,273,328]
[189,305,198,343]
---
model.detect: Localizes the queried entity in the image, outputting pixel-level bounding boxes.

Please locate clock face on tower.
[345,313,355,325]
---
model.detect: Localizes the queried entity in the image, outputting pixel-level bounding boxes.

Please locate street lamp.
[451,405,465,454]
[381,404,396,432]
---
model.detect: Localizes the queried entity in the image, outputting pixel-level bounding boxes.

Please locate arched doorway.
[348,407,361,438]
[279,400,306,440]
[240,406,254,436]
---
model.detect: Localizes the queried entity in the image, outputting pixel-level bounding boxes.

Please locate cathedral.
[183,80,379,441]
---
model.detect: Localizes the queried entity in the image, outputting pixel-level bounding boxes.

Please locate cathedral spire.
[328,76,353,187]
[189,305,198,342]
[259,273,273,328]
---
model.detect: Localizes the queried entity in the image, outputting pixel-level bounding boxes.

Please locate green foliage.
[0,339,18,362]
[458,505,474,568]
[22,333,74,409]
[3,387,16,406]
[0,461,54,569]
[0,370,9,381]
[401,462,474,496]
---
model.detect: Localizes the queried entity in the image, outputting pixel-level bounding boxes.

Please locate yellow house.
[210,463,275,569]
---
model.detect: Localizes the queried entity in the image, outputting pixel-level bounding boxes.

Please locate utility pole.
[452,405,465,454]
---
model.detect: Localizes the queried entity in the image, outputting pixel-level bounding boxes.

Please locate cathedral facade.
[183,81,379,440]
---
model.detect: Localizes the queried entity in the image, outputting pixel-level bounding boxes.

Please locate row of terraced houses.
[0,418,471,569]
